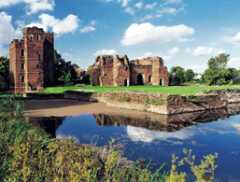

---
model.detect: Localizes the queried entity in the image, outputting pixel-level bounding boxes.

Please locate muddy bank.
[64,91,227,115]
[24,89,240,115]
[24,99,170,118]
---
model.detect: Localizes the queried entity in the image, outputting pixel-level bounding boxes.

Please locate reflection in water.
[28,105,240,181]
[28,117,64,137]
[94,109,228,132]
[28,107,234,141]
[126,126,193,143]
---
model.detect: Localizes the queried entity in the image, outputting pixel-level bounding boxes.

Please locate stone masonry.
[91,55,169,86]
[9,27,54,94]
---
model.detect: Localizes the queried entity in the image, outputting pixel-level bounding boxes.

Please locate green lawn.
[43,84,240,95]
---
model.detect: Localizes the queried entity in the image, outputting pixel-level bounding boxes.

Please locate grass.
[43,84,240,95]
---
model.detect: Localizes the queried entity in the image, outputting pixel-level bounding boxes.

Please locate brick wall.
[91,55,169,87]
[9,27,54,94]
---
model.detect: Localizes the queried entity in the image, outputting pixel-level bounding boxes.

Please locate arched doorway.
[137,74,144,85]
[124,79,128,86]
[159,79,164,86]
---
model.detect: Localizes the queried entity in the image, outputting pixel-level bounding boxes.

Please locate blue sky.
[0,0,240,73]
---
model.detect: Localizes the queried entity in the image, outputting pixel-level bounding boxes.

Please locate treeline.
[169,53,240,86]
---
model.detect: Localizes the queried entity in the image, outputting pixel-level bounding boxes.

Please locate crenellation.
[9,27,54,94]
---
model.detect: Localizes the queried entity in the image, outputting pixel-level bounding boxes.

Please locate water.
[30,108,240,181]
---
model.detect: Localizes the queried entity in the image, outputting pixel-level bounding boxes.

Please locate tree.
[169,66,185,86]
[0,57,9,90]
[184,69,195,82]
[53,50,78,85]
[202,53,232,85]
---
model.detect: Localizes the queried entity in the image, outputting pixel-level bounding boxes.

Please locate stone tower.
[9,27,54,94]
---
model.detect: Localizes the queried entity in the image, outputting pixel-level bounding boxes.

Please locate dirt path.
[24,99,157,118]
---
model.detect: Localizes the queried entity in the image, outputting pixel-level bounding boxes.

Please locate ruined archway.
[159,79,164,86]
[124,79,128,86]
[137,74,144,85]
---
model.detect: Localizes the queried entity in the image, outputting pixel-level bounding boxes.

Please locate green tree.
[184,69,195,82]
[202,53,232,85]
[53,51,77,85]
[0,57,9,90]
[169,66,185,86]
[226,68,240,84]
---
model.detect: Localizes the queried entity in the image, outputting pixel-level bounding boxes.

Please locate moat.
[28,104,240,182]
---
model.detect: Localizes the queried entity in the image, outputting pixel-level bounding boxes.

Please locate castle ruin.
[91,55,169,86]
[9,27,54,94]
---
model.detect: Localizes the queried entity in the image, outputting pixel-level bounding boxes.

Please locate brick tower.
[9,27,54,94]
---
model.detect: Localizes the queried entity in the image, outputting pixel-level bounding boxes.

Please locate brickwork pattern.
[91,55,169,86]
[9,27,54,94]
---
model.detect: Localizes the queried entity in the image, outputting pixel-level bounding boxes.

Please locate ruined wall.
[91,55,169,87]
[112,55,130,86]
[9,40,25,93]
[91,55,130,86]
[130,62,152,85]
[9,27,54,94]
[130,57,169,86]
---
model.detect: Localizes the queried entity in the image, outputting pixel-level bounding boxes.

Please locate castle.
[9,27,54,94]
[91,55,169,86]
[9,27,168,93]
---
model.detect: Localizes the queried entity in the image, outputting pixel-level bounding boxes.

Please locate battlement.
[9,27,55,94]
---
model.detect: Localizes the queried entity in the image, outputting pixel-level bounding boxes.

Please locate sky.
[0,0,240,73]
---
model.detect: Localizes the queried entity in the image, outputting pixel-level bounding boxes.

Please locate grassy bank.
[0,97,218,181]
[44,84,240,95]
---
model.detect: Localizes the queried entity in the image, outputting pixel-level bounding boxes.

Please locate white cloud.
[124,6,135,15]
[140,6,180,22]
[27,13,79,35]
[99,0,183,20]
[121,23,194,46]
[119,0,129,7]
[0,12,15,45]
[135,52,155,59]
[134,2,143,9]
[140,14,162,21]
[159,7,177,14]
[26,0,55,15]
[80,21,96,33]
[0,0,55,15]
[164,0,183,5]
[144,2,157,10]
[192,46,225,56]
[94,49,117,56]
[224,32,240,45]
[127,126,193,143]
[168,47,180,55]
[0,0,21,7]
[229,56,240,68]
